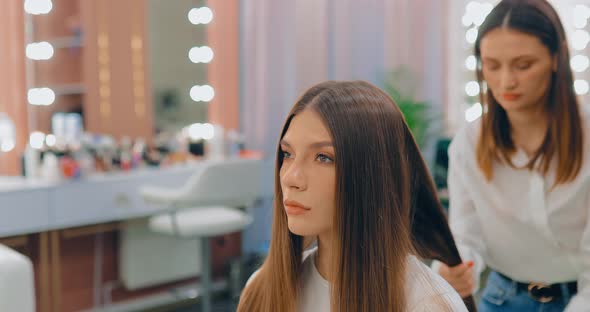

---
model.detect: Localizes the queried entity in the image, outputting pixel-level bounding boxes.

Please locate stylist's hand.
[438,261,475,298]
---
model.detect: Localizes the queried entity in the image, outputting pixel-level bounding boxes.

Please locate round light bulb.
[188,46,214,63]
[465,81,480,97]
[26,41,54,60]
[29,131,46,149]
[572,30,590,51]
[190,85,215,102]
[574,5,590,29]
[0,114,16,152]
[24,0,53,15]
[188,123,203,140]
[575,79,590,95]
[45,134,57,147]
[465,102,483,122]
[188,7,213,25]
[197,7,213,24]
[462,14,472,27]
[465,27,478,44]
[465,55,477,71]
[202,123,215,140]
[571,55,590,72]
[28,88,56,106]
[1,139,15,152]
[199,85,215,102]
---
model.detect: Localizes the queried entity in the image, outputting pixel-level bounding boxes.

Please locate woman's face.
[279,109,336,238]
[480,28,556,113]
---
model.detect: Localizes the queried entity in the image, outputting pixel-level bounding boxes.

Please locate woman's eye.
[282,151,292,159]
[484,63,500,71]
[516,62,532,70]
[316,154,334,163]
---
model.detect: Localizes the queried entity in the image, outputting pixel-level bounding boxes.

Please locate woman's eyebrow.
[309,141,333,149]
[279,139,291,148]
[279,140,333,149]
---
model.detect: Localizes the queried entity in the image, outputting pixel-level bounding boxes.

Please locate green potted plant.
[382,67,450,208]
[382,66,435,149]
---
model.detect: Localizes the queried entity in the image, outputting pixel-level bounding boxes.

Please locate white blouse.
[447,107,590,311]
[297,247,467,311]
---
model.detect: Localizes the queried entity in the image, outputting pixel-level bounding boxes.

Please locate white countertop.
[0,162,202,192]
[0,162,204,237]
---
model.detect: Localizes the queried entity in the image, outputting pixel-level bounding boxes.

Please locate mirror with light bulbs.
[1,0,221,177]
[21,0,212,150]
[147,0,211,134]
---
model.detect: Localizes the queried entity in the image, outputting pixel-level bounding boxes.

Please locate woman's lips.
[284,199,310,216]
[502,93,522,101]
[285,205,309,215]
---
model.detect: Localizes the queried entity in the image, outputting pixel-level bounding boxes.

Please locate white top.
[296,248,466,312]
[447,107,590,311]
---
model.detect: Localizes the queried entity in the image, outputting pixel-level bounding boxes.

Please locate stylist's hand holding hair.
[438,261,475,298]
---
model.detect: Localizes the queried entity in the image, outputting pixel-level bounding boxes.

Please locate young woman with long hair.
[238,80,472,311]
[437,1,590,311]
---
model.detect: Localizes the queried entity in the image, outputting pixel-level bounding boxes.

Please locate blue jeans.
[478,272,574,312]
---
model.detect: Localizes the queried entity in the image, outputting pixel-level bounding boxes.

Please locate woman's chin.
[287,218,316,236]
[497,98,539,113]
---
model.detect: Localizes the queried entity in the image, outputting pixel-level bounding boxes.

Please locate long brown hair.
[474,0,583,184]
[238,81,475,311]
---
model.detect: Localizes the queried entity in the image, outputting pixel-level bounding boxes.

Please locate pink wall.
[82,0,154,140]
[0,0,28,175]
[207,0,240,131]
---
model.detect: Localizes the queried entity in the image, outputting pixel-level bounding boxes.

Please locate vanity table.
[0,162,243,311]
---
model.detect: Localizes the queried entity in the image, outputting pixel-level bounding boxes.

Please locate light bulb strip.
[97,1,111,117]
[188,5,215,103]
[131,1,146,118]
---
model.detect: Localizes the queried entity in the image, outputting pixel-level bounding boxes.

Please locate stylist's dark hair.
[238,80,477,311]
[474,0,583,185]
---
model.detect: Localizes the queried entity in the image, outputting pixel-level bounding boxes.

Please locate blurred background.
[0,0,589,311]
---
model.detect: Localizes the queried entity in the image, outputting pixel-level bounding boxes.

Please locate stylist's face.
[480,28,556,113]
[279,109,336,237]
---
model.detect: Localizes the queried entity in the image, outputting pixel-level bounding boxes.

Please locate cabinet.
[25,0,153,139]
